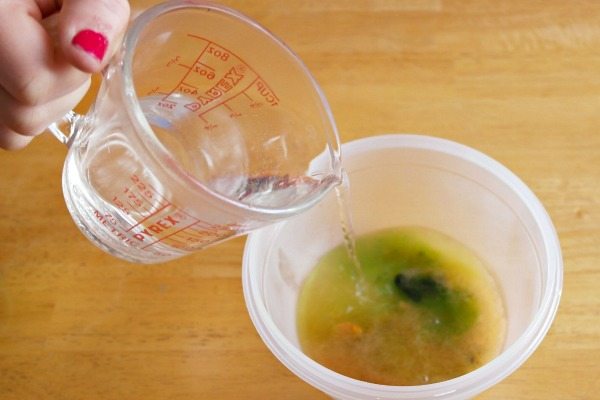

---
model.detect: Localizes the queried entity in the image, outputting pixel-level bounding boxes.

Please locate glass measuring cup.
[48,0,342,263]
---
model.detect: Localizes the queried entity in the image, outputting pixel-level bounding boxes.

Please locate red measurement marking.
[170,238,188,248]
[123,200,136,211]
[93,210,137,246]
[186,229,213,239]
[147,183,168,201]
[185,34,279,104]
[162,41,211,101]
[125,198,149,213]
[183,230,203,240]
[187,34,208,41]
[140,192,154,204]
[124,195,142,210]
[198,62,215,71]
[198,77,258,117]
[187,36,263,81]
[125,203,172,232]
[141,219,202,249]
[166,56,181,66]
[146,86,160,96]
[180,82,198,89]
[256,79,280,104]
[242,91,253,101]
[124,189,155,210]
[185,103,201,112]
[146,194,171,212]
[225,103,242,117]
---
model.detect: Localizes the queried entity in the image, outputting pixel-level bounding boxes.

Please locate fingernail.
[72,29,108,61]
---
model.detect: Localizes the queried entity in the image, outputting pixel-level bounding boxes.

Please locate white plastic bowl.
[243,134,562,400]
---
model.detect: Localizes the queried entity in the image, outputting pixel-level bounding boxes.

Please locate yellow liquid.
[296,226,506,385]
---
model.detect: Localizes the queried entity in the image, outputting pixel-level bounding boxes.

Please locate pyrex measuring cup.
[48,0,341,263]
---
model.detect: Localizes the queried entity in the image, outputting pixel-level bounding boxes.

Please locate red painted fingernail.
[72,29,108,61]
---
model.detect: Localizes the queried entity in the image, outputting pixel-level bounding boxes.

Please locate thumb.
[58,0,130,73]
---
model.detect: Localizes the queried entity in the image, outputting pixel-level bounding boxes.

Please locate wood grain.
[1,1,599,398]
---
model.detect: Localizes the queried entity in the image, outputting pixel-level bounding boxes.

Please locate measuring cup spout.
[48,111,86,147]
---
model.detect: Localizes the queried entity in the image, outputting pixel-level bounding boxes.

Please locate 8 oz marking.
[208,46,229,61]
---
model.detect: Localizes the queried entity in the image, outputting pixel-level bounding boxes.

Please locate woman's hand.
[0,0,130,150]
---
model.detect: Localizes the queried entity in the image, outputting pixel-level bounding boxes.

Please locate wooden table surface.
[1,1,599,399]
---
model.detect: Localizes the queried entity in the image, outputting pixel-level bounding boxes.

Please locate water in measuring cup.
[140,94,334,210]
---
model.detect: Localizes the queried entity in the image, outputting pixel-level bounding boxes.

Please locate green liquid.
[296,226,506,385]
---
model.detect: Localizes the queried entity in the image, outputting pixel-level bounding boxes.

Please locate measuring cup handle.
[47,111,84,147]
